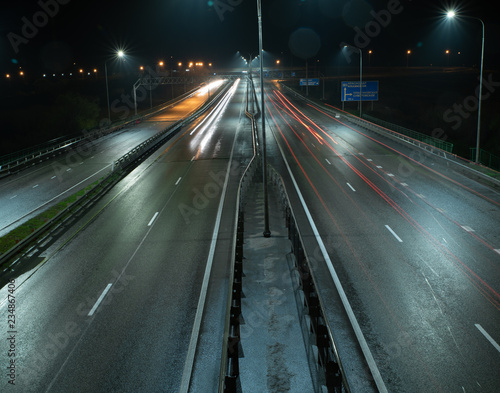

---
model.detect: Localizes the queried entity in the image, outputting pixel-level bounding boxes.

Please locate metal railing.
[470,148,500,171]
[362,114,454,153]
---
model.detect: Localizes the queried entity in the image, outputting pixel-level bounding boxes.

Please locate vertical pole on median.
[257,0,271,238]
[359,47,363,118]
[105,61,111,125]
[475,18,485,164]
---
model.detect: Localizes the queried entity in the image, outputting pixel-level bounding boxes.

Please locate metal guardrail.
[267,166,351,393]
[219,79,260,393]
[470,148,500,171]
[362,114,454,153]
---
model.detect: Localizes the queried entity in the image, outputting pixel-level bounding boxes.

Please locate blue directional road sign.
[341,81,379,101]
[300,78,319,86]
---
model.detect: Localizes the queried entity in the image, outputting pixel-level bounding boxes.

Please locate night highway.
[263,82,500,392]
[0,78,251,392]
[2,0,499,392]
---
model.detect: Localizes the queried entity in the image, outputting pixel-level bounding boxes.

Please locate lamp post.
[447,10,485,164]
[406,50,411,67]
[257,0,270,237]
[344,45,363,118]
[105,50,125,125]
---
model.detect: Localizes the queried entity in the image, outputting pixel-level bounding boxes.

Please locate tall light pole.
[105,50,125,125]
[344,45,363,118]
[447,10,485,164]
[257,0,270,237]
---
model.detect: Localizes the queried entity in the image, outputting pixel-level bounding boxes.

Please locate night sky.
[1,0,499,75]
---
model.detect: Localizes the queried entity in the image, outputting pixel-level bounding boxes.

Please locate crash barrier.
[0,81,233,270]
[362,114,454,153]
[244,75,259,119]
[267,166,351,393]
[219,86,260,393]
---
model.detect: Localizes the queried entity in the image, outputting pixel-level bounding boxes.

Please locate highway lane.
[264,83,500,392]
[0,88,210,237]
[0,78,249,392]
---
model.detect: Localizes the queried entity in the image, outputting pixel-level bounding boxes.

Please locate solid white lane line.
[385,225,403,242]
[475,324,500,353]
[88,284,112,316]
[191,156,196,161]
[148,212,159,226]
[175,177,182,185]
[461,226,474,232]
[494,249,500,256]
[347,183,356,192]
[325,158,331,165]
[33,184,39,188]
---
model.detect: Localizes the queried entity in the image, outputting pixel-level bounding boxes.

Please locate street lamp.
[105,50,125,125]
[447,10,485,164]
[406,50,411,67]
[344,45,363,118]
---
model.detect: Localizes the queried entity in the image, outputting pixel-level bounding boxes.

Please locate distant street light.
[105,50,125,125]
[344,45,363,118]
[368,50,373,67]
[447,10,485,164]
[406,50,411,67]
